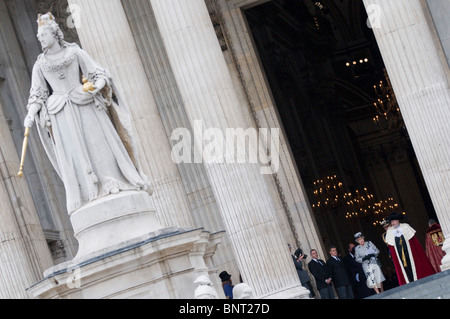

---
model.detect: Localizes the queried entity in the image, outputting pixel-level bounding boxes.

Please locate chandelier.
[373,69,404,132]
[369,198,405,226]
[345,57,369,68]
[344,188,376,219]
[345,196,404,226]
[311,175,404,227]
[312,175,344,211]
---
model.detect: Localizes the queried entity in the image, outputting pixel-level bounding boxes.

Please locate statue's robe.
[28,43,149,213]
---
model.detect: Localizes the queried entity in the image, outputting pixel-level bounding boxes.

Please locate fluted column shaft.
[363,0,450,270]
[121,0,240,278]
[150,0,307,298]
[0,0,55,299]
[68,0,194,229]
[0,98,54,298]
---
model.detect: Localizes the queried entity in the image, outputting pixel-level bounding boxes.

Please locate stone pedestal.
[70,191,162,260]
[28,191,223,299]
[29,228,224,299]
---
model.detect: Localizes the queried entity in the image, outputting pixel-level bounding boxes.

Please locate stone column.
[0,96,54,298]
[150,0,309,298]
[68,0,194,229]
[363,0,450,271]
[121,0,240,279]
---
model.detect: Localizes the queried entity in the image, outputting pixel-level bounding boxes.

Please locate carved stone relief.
[48,240,67,260]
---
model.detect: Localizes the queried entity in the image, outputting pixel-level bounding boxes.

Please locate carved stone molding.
[363,139,411,168]
[48,240,67,259]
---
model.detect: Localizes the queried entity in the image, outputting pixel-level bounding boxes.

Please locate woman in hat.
[219,271,234,299]
[385,212,436,286]
[354,232,386,294]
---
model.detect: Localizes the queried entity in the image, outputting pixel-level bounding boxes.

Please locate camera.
[294,248,308,260]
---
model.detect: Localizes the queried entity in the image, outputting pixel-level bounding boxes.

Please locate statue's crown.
[37,12,54,28]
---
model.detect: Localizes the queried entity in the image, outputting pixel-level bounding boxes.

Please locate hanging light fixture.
[369,198,405,226]
[373,69,405,132]
[312,175,345,212]
[344,188,376,219]
[312,176,403,227]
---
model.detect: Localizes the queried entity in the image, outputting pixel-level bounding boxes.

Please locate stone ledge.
[40,226,191,279]
[368,270,450,299]
[27,228,225,299]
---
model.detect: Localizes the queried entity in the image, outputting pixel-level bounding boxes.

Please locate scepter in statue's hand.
[18,127,30,178]
[18,106,39,178]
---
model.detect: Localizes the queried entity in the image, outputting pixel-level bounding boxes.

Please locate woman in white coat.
[354,232,386,294]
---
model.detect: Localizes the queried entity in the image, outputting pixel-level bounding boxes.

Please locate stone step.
[368,270,450,299]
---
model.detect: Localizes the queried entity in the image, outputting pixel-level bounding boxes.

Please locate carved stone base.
[69,191,162,261]
[28,229,224,299]
[27,190,224,299]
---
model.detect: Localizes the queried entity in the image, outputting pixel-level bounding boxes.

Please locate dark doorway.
[244,0,437,275]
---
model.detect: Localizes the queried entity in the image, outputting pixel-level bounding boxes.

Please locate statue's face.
[37,27,57,50]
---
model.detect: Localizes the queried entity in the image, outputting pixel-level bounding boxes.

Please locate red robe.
[387,224,436,286]
[425,223,446,273]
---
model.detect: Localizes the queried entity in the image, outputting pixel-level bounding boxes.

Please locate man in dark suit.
[343,243,374,299]
[308,249,335,299]
[327,246,354,299]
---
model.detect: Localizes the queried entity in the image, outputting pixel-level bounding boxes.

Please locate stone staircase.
[367,270,450,299]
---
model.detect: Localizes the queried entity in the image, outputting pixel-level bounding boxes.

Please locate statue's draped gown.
[28,43,148,213]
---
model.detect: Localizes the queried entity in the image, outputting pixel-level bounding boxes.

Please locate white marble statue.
[24,13,150,213]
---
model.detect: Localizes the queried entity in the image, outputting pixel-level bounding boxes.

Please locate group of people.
[218,212,445,299]
[290,212,444,299]
[290,236,373,299]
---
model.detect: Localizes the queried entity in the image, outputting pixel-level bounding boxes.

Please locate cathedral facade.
[0,0,448,298]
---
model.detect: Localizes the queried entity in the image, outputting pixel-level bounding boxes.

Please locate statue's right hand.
[24,114,35,128]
